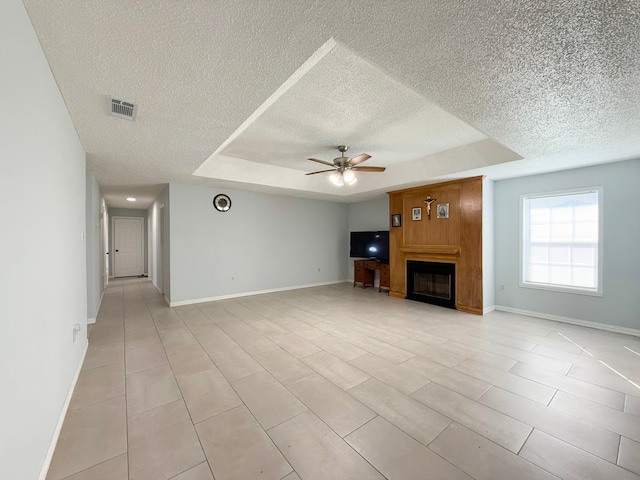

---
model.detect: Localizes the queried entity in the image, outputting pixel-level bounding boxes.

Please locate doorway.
[113,217,144,277]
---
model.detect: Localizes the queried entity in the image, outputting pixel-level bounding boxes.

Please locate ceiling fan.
[306,145,386,186]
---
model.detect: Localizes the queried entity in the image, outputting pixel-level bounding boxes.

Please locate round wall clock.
[213,194,231,212]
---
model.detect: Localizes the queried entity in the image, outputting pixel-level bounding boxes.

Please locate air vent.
[109,98,137,120]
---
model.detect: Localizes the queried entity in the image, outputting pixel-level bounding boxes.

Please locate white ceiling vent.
[109,97,137,120]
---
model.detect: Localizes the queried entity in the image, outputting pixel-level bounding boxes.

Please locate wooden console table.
[353,260,390,292]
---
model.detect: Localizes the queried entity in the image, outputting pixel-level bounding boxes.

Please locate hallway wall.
[0,1,88,478]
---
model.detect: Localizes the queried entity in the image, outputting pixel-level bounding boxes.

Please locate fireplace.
[406,260,456,309]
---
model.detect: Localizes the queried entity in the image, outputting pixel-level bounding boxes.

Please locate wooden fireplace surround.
[388,176,483,314]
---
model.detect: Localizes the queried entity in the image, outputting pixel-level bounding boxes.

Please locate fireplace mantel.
[388,176,484,315]
[399,246,461,255]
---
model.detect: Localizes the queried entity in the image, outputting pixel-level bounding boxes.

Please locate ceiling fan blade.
[308,158,335,167]
[305,169,336,176]
[351,166,386,172]
[348,153,371,166]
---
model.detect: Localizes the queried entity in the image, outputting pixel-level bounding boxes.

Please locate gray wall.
[0,0,88,477]
[346,195,390,282]
[108,208,149,275]
[148,186,170,297]
[483,178,495,311]
[85,169,104,321]
[494,159,640,330]
[168,183,348,304]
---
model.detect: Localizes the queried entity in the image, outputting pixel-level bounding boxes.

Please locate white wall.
[0,1,88,478]
[101,196,109,290]
[86,169,104,322]
[148,185,169,296]
[494,159,640,330]
[346,195,389,282]
[483,178,495,312]
[168,184,348,304]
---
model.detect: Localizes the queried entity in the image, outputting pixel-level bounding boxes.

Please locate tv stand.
[353,260,390,292]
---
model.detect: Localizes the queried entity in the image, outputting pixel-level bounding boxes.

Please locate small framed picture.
[412,207,422,221]
[437,203,449,219]
[391,214,402,227]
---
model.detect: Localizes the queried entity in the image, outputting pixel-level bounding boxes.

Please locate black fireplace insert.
[406,260,456,309]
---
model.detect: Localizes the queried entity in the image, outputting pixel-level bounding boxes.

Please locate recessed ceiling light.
[126,197,136,202]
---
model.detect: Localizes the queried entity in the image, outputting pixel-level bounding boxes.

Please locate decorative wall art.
[424,195,437,219]
[391,214,402,227]
[412,207,422,221]
[437,203,449,219]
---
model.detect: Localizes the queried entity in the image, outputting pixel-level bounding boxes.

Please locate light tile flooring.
[47,278,640,480]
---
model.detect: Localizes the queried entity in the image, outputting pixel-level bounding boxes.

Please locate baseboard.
[483,305,496,315]
[494,305,640,338]
[145,276,167,305]
[97,289,104,312]
[169,279,349,307]
[87,284,105,325]
[149,277,163,295]
[38,341,89,480]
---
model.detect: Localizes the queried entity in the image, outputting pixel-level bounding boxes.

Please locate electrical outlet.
[72,324,81,342]
[500,284,505,291]
[231,276,235,281]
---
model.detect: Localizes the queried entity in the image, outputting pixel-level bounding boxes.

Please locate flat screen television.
[350,231,389,263]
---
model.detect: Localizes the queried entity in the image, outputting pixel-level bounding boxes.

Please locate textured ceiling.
[194,39,521,198]
[213,41,490,171]
[22,0,640,208]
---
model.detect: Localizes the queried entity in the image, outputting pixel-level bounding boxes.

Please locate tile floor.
[47,278,640,480]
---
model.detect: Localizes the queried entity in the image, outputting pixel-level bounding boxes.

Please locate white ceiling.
[22,1,640,208]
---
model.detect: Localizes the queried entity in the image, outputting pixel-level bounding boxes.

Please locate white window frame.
[519,187,603,296]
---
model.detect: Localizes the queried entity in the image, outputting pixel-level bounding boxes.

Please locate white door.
[114,217,144,277]
[102,209,109,287]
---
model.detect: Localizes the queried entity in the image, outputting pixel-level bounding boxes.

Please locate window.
[521,187,602,295]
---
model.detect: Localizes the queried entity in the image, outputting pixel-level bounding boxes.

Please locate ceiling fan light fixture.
[343,170,356,184]
[308,146,382,186]
[330,171,344,186]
